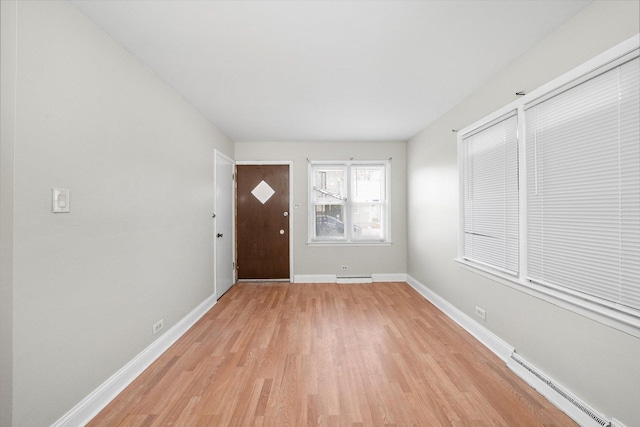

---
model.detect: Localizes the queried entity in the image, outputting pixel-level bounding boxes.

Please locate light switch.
[52,188,70,213]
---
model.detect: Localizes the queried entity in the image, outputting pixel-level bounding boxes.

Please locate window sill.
[307,240,393,247]
[455,258,640,339]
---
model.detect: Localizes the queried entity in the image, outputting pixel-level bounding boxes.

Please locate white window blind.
[526,55,640,312]
[462,112,519,275]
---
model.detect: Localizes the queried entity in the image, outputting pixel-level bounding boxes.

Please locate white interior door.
[215,150,234,299]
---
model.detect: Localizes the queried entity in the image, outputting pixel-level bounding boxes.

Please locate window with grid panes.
[309,161,389,243]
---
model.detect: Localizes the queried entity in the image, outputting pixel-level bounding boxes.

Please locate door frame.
[236,160,294,282]
[214,150,236,297]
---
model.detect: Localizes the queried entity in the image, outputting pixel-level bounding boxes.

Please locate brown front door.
[236,164,290,280]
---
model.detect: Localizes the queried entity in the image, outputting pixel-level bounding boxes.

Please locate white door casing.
[214,150,235,299]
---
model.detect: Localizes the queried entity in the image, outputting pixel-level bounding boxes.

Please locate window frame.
[456,35,640,337]
[461,111,520,277]
[308,160,391,245]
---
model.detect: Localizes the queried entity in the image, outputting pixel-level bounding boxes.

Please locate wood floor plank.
[88,283,576,426]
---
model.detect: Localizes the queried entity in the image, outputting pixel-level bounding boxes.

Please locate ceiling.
[71,0,591,142]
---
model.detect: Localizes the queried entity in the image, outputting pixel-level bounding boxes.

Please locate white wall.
[235,141,407,279]
[1,1,17,425]
[407,1,640,425]
[1,1,234,426]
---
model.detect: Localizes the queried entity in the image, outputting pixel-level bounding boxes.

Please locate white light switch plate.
[52,188,70,213]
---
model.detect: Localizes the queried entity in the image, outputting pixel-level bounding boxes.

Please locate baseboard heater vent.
[508,353,610,427]
[336,276,373,284]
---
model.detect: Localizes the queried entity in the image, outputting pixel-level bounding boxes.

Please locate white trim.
[517,104,528,288]
[460,109,518,139]
[307,241,392,247]
[457,35,639,138]
[214,150,234,165]
[289,162,294,282]
[372,273,407,282]
[294,274,337,283]
[237,160,294,282]
[523,38,639,109]
[214,149,236,297]
[611,419,629,427]
[52,275,631,427]
[52,294,217,427]
[236,160,292,165]
[293,273,407,284]
[507,355,610,427]
[406,275,626,427]
[406,275,514,362]
[308,160,391,245]
[456,258,640,338]
[456,34,640,336]
[336,276,373,284]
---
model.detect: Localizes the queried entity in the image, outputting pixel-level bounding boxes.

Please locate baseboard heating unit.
[336,275,373,284]
[507,353,612,427]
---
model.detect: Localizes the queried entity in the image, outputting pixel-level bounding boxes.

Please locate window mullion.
[346,165,352,242]
[518,105,528,281]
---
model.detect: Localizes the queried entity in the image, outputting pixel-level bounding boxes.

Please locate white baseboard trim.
[611,419,628,427]
[294,274,337,283]
[337,276,373,284]
[507,354,612,427]
[372,273,408,282]
[294,273,408,284]
[52,294,217,427]
[406,275,514,362]
[406,275,626,427]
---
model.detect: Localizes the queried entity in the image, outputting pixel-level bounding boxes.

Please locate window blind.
[462,112,519,275]
[526,55,640,312]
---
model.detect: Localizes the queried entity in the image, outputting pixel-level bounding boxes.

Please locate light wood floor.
[89,282,575,426]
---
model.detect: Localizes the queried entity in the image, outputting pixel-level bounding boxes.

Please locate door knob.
[279,230,285,235]
[217,233,223,238]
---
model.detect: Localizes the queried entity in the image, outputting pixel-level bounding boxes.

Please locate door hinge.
[232,173,235,180]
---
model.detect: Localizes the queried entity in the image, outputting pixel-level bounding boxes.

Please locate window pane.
[352,166,383,203]
[352,203,383,239]
[313,168,345,203]
[315,205,345,238]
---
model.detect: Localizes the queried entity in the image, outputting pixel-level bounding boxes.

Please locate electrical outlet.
[341,265,348,270]
[152,319,164,335]
[475,306,486,320]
